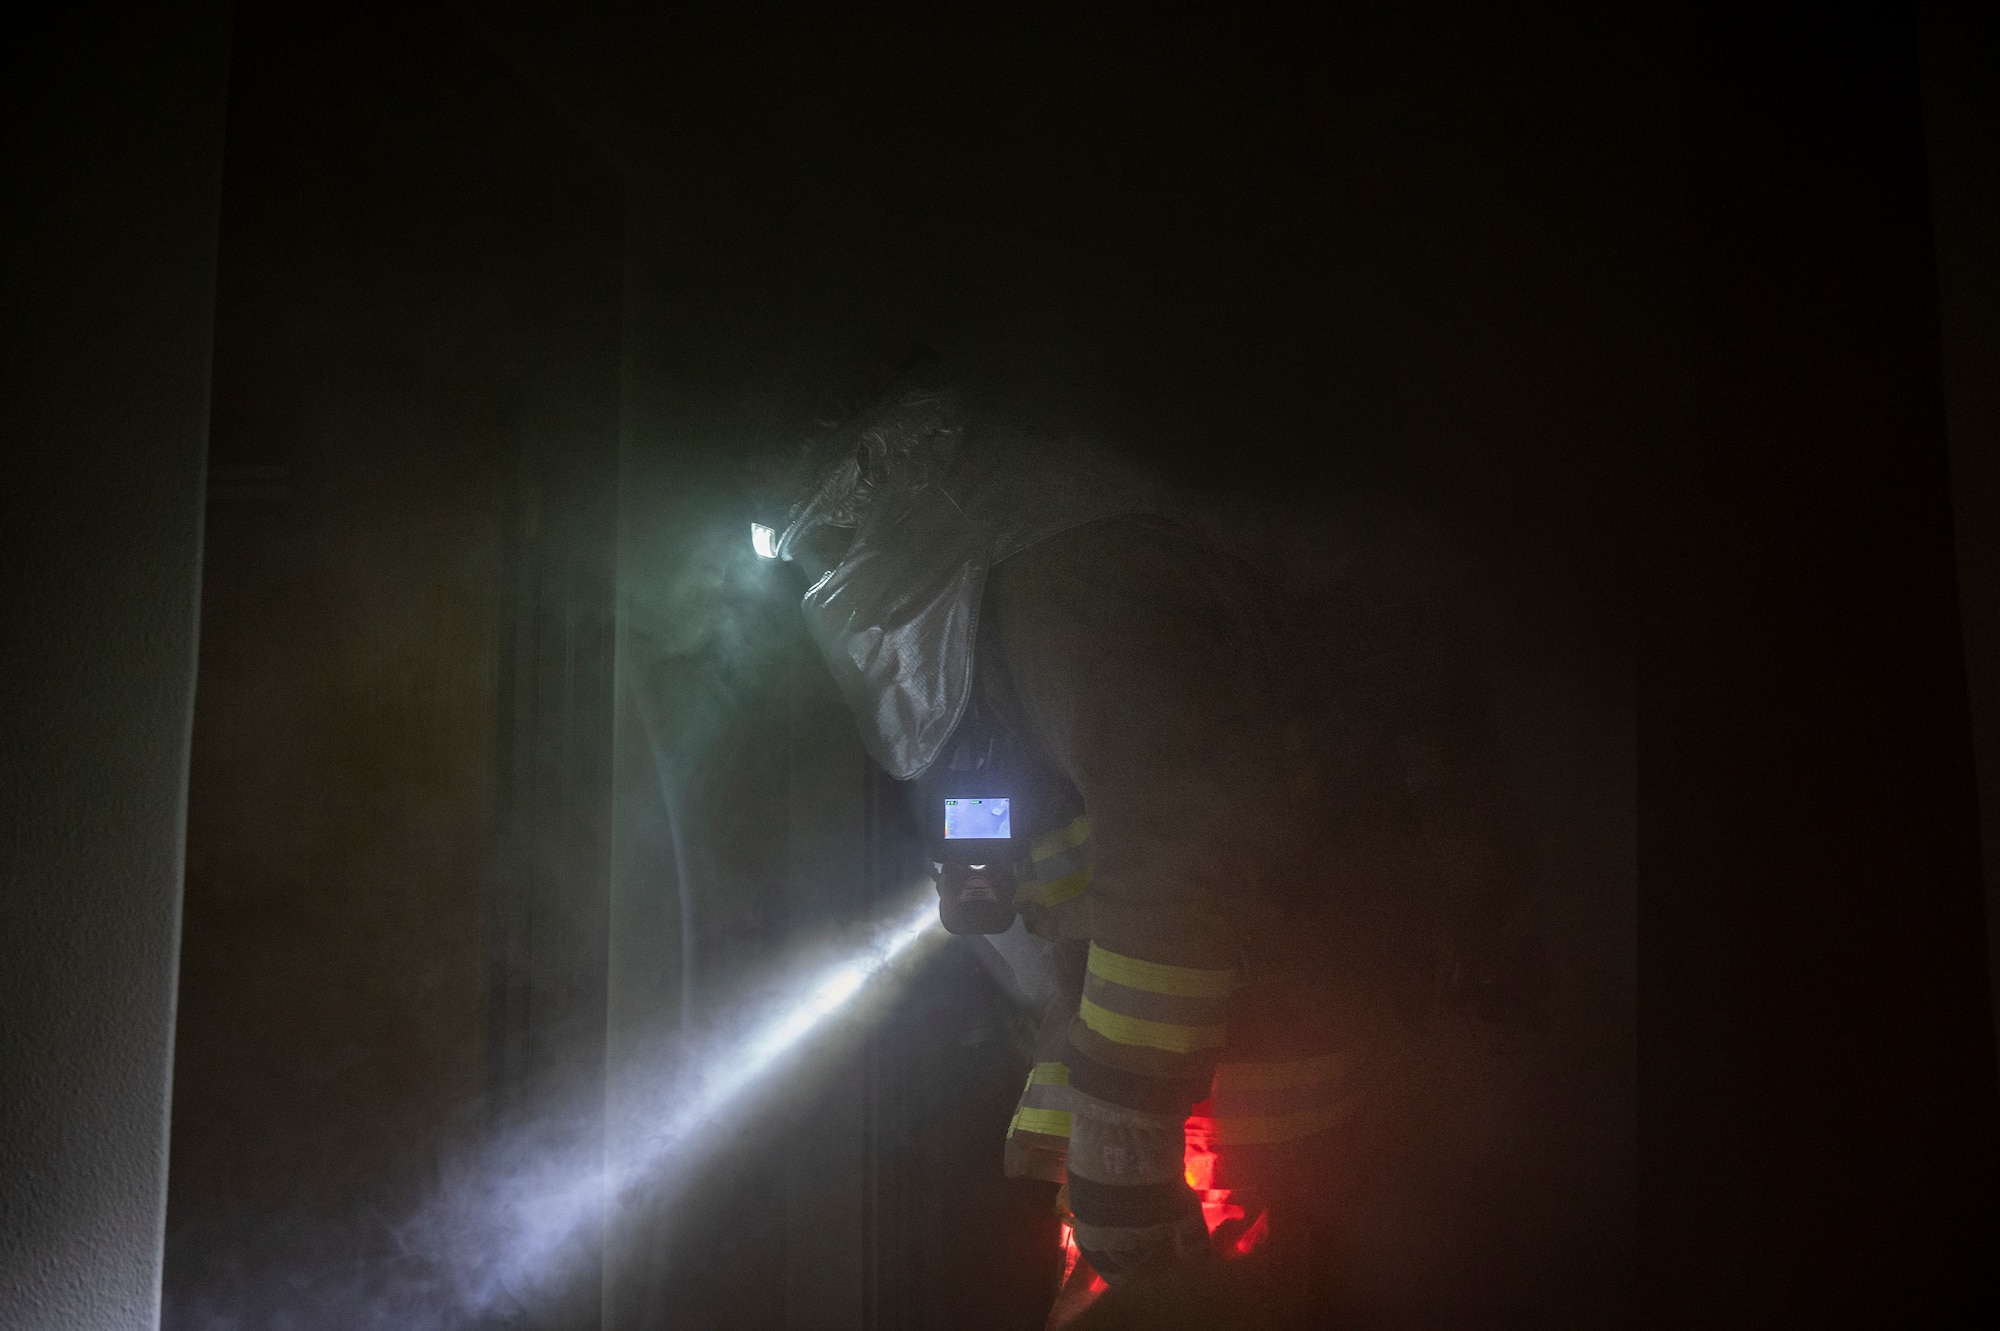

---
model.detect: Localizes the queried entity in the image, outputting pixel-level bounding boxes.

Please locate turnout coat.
[788,389,1514,1283]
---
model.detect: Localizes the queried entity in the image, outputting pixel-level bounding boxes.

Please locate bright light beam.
[443,891,945,1322]
[647,894,941,1157]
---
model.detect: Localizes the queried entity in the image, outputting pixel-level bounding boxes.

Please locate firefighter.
[762,370,1520,1317]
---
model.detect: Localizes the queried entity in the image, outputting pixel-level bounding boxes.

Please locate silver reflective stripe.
[1029,842,1089,884]
[1079,944,1234,1055]
[1071,1209,1209,1269]
[1031,815,1091,864]
[1008,1061,1073,1140]
[1017,815,1093,915]
[1083,972,1229,1028]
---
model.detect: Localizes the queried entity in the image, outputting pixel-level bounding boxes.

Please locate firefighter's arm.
[989,517,1301,1279]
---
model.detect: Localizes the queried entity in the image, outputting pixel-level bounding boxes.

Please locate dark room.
[5,2,1999,1328]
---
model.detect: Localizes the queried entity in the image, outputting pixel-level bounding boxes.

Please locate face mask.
[786,389,1163,780]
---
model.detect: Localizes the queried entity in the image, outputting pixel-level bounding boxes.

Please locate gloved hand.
[1056,937,1231,1285]
[1064,1092,1210,1283]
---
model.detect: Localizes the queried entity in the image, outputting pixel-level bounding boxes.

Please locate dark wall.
[1644,2,2000,1322]
[1919,0,2000,1044]
[0,9,233,1330]
[163,4,621,1327]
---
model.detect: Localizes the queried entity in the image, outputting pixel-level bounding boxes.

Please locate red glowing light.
[1232,1208,1270,1255]
[1048,1103,1276,1322]
[1183,1113,1245,1238]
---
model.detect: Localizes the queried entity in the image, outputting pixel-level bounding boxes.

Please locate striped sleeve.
[1006,1061,1073,1143]
[1013,815,1093,939]
[1077,944,1232,1055]
[1062,943,1233,1123]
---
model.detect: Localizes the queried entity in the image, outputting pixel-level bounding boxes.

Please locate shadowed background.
[4,2,1995,1329]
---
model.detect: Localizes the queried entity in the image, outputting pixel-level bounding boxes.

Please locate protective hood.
[790,388,1160,779]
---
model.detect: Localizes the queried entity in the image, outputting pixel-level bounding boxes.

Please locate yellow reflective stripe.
[1087,944,1234,1000]
[1022,867,1090,908]
[1032,815,1092,862]
[1079,996,1228,1054]
[1028,1061,1070,1086]
[1011,1108,1073,1139]
[1214,1094,1356,1145]
[1212,1048,1355,1094]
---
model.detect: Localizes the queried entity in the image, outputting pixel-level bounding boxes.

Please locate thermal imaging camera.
[924,720,1021,935]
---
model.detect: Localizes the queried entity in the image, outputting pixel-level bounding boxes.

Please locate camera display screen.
[943,798,1011,840]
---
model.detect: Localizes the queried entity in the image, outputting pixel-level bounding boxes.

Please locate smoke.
[623,492,801,731]
[169,892,944,1331]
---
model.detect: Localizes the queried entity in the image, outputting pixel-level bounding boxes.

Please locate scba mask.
[753,368,1159,781]
[750,376,954,569]
[749,445,868,576]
